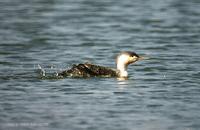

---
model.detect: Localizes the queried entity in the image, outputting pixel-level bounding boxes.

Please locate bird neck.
[117,62,128,77]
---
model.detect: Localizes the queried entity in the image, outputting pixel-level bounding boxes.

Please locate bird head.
[116,51,144,67]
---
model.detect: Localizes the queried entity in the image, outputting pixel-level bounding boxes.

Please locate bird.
[58,51,145,78]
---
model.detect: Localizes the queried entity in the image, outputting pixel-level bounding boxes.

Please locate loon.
[58,51,145,78]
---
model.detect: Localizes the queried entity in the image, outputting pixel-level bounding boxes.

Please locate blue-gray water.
[0,0,200,130]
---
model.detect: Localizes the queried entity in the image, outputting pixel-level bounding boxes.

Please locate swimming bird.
[58,51,144,78]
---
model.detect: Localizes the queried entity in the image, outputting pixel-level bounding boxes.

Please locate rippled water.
[0,0,200,130]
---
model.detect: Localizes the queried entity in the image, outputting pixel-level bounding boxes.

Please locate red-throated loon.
[58,51,145,78]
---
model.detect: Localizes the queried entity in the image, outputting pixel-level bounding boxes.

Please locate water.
[0,0,200,130]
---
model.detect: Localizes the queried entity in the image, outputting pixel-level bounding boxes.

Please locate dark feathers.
[58,63,118,78]
[122,51,139,58]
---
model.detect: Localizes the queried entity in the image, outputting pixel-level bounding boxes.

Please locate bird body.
[58,51,144,78]
[58,63,119,78]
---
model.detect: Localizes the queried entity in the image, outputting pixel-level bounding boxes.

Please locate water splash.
[36,64,63,79]
[37,64,46,77]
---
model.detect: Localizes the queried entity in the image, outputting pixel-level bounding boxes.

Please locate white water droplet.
[38,64,45,77]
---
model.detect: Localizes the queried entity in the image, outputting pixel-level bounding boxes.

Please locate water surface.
[0,0,200,130]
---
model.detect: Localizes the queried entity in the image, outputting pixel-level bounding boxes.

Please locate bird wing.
[83,63,118,77]
[59,63,118,77]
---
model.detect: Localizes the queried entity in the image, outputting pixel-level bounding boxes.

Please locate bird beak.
[137,56,149,60]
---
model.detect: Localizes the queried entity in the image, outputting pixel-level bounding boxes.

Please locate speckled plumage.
[58,63,119,78]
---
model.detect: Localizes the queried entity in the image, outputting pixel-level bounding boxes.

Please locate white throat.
[117,62,128,77]
[116,55,129,77]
